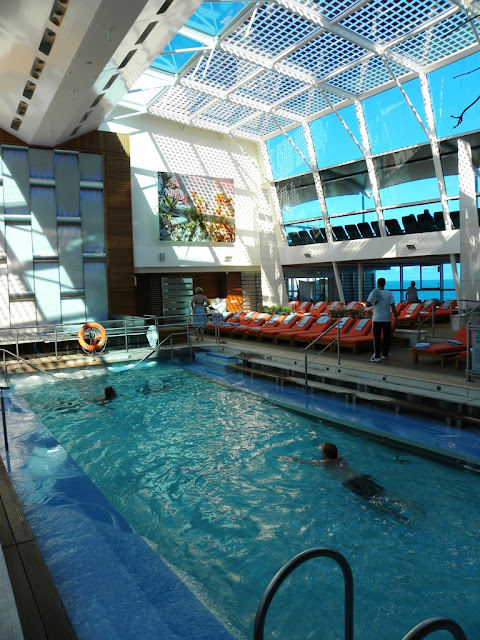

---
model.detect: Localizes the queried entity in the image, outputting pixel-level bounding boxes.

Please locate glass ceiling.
[124,0,480,141]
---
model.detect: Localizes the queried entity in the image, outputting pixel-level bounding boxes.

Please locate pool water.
[11,361,480,640]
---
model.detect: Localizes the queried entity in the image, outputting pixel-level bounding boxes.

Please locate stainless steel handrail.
[254,547,354,640]
[301,320,343,391]
[401,617,467,640]
[1,348,57,384]
[131,328,195,369]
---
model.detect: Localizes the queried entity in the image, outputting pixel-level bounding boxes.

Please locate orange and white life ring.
[78,322,107,352]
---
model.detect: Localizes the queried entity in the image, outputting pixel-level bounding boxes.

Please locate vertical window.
[309,105,363,169]
[362,79,428,155]
[429,51,480,139]
[265,127,310,180]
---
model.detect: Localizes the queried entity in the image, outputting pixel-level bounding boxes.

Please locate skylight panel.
[234,70,306,105]
[225,4,317,60]
[151,34,205,75]
[277,88,341,118]
[279,31,366,81]
[185,49,258,90]
[123,71,170,106]
[200,101,258,126]
[186,2,247,37]
[292,0,366,22]
[391,13,478,66]
[327,56,409,95]
[149,85,216,118]
[339,0,453,45]
[235,112,294,136]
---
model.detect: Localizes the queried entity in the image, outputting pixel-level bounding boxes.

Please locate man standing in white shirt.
[366,278,398,362]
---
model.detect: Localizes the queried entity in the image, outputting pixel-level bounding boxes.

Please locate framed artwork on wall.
[158,172,235,242]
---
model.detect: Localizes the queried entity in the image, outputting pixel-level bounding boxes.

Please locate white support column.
[450,255,461,301]
[358,263,364,302]
[332,261,345,304]
[458,138,480,312]
[257,139,289,306]
[418,73,451,230]
[302,123,333,241]
[354,101,386,236]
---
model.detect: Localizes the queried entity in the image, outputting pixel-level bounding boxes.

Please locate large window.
[276,174,322,223]
[429,50,480,139]
[362,79,428,155]
[321,159,374,215]
[375,147,440,208]
[265,127,310,180]
[309,105,363,169]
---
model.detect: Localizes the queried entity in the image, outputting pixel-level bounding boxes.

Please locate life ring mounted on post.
[78,322,107,353]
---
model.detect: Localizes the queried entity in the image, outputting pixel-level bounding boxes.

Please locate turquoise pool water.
[11,361,480,639]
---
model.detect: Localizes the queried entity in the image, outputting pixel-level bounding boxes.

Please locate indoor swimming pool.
[7,360,480,640]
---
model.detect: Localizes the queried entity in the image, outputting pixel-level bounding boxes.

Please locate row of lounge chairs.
[286,210,472,246]
[206,298,464,365]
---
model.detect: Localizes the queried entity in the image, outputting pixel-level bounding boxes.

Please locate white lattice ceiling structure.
[133,0,480,140]
[1,0,479,146]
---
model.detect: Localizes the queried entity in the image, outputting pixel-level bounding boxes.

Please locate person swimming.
[281,442,408,520]
[100,386,117,405]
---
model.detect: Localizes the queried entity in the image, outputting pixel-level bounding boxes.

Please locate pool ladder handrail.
[253,547,353,640]
[131,329,195,369]
[254,547,467,640]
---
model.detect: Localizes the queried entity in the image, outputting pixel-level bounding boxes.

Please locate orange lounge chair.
[421,299,457,323]
[230,312,271,336]
[287,301,299,311]
[344,301,365,311]
[206,311,233,330]
[315,316,356,348]
[335,318,374,354]
[309,301,329,315]
[257,313,302,341]
[324,301,342,313]
[396,302,423,327]
[413,325,470,367]
[244,314,286,339]
[296,301,312,313]
[455,349,470,369]
[292,315,336,346]
[219,310,256,334]
[274,314,317,344]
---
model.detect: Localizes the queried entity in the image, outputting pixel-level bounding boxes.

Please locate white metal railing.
[0,315,196,364]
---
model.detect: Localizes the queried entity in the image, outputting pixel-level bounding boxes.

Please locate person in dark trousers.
[366,277,398,362]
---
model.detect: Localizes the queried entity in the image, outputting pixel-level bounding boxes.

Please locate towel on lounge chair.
[415,342,431,349]
[447,339,463,345]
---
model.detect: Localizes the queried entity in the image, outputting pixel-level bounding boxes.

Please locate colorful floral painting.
[158,172,235,242]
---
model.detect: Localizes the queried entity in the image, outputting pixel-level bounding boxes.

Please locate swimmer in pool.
[100,386,117,405]
[281,442,407,520]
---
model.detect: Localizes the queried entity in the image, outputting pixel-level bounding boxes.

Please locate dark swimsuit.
[342,474,384,500]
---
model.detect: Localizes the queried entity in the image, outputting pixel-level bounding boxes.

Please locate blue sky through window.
[265,127,310,180]
[429,51,480,139]
[186,3,246,36]
[151,34,204,74]
[309,105,363,168]
[362,79,428,155]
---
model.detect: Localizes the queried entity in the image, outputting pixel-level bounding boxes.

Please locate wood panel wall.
[0,128,136,317]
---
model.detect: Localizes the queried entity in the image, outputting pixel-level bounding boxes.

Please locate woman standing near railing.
[190,287,210,341]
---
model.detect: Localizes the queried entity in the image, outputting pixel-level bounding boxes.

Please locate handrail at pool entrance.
[301,320,343,391]
[253,547,353,640]
[2,348,58,384]
[401,617,467,640]
[131,329,195,369]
